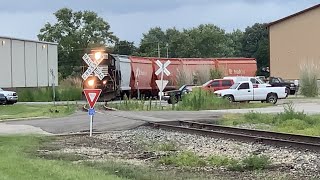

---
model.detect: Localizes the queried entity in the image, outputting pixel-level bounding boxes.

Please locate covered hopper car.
[82,53,257,101]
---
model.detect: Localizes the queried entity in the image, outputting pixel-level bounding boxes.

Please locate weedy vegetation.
[220,103,320,136]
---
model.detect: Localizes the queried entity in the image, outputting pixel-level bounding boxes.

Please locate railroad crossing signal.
[155,60,171,106]
[81,53,106,81]
[155,60,171,76]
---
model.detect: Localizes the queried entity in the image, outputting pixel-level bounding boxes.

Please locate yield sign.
[83,89,102,109]
[155,60,171,76]
[156,80,168,91]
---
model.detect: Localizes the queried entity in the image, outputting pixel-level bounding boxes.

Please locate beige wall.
[269,7,320,80]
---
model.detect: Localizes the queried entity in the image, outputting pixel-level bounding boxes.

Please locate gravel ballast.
[44,126,320,179]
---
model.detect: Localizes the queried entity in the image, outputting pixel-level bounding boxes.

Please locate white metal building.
[0,36,58,88]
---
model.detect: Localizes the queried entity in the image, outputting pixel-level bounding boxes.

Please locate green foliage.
[210,68,224,79]
[207,155,238,167]
[113,40,137,55]
[275,103,307,122]
[159,151,206,167]
[159,152,271,171]
[38,8,118,78]
[146,141,178,152]
[0,104,76,120]
[175,88,270,111]
[17,76,83,102]
[220,103,320,136]
[299,62,319,97]
[0,136,123,180]
[241,23,269,76]
[241,155,271,171]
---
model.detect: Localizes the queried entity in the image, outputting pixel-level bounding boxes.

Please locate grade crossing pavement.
[3,101,320,135]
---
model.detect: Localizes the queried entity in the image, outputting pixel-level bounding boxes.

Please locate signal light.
[94,52,102,61]
[88,79,95,86]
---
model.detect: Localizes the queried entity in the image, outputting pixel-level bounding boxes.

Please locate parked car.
[214,81,287,104]
[162,84,196,104]
[0,88,18,104]
[223,76,271,88]
[267,77,297,95]
[202,79,234,92]
[0,93,6,105]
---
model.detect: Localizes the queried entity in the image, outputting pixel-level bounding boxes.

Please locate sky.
[0,0,319,45]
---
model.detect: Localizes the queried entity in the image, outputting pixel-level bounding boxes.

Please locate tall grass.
[220,103,320,136]
[17,76,83,102]
[176,65,194,87]
[195,66,211,85]
[210,68,224,79]
[299,61,319,97]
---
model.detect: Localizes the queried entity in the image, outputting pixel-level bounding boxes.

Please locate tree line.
[38,8,269,79]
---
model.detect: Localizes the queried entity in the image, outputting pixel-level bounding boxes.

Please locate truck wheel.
[224,95,234,103]
[285,88,290,97]
[266,93,278,104]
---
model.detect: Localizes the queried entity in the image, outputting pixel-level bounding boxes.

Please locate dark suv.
[268,77,297,95]
[0,93,6,105]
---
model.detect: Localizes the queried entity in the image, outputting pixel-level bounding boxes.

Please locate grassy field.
[0,136,125,180]
[219,104,320,136]
[0,104,76,120]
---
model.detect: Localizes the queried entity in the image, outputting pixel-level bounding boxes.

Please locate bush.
[241,155,271,171]
[17,76,83,102]
[299,62,319,97]
[159,151,206,167]
[210,68,224,79]
[176,88,232,111]
[275,103,307,122]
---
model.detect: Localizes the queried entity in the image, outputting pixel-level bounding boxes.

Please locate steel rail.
[147,121,320,151]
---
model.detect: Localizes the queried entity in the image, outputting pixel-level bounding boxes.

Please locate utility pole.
[50,69,56,107]
[157,42,160,58]
[166,43,169,58]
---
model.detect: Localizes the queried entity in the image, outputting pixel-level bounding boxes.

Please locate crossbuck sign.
[155,60,171,106]
[81,53,105,81]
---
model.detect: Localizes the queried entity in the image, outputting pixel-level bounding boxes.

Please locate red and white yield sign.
[83,89,102,109]
[81,53,105,81]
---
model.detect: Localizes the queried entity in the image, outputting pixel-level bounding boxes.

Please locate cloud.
[0,0,317,45]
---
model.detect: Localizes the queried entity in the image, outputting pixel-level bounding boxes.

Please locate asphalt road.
[4,99,320,135]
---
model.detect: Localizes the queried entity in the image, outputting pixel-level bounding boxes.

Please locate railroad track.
[147,120,320,151]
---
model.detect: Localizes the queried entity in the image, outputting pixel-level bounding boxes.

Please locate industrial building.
[0,36,58,88]
[268,4,320,80]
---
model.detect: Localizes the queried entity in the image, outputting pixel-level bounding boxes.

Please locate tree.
[138,27,166,57]
[227,29,244,57]
[113,40,137,55]
[241,23,269,75]
[38,8,118,78]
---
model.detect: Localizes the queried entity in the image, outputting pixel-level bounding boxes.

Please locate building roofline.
[0,35,58,45]
[267,3,320,27]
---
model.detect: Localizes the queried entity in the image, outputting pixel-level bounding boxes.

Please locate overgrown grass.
[145,141,178,152]
[175,88,272,111]
[219,103,320,136]
[159,151,271,171]
[210,68,224,79]
[0,136,124,180]
[299,61,319,97]
[0,104,76,120]
[16,76,83,102]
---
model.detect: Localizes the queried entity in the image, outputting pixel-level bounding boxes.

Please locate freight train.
[82,51,257,101]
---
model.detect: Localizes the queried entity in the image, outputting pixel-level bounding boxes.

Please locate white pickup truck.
[0,88,18,104]
[214,81,287,104]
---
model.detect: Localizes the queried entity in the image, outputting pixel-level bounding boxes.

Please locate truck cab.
[214,81,287,104]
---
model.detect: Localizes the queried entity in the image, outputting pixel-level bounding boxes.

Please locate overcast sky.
[0,0,318,45]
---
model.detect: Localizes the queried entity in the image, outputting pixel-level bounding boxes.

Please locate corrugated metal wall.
[0,37,58,88]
